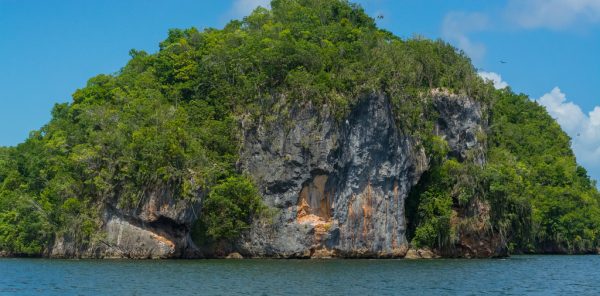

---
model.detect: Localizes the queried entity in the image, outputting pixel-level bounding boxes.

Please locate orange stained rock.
[362,183,373,239]
[298,175,331,219]
[297,198,311,220]
[296,202,333,244]
[142,199,158,221]
[347,195,356,245]
[150,233,175,250]
[297,195,330,226]
[297,213,326,225]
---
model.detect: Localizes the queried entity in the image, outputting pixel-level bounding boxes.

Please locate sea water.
[1,255,599,295]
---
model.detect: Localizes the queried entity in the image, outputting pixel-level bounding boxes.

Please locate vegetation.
[485,90,600,253]
[192,176,265,244]
[0,0,598,256]
[405,88,600,254]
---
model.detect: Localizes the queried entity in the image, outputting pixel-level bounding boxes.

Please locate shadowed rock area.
[50,186,202,259]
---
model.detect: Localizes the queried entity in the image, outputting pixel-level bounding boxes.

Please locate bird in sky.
[377,14,384,19]
[500,60,508,64]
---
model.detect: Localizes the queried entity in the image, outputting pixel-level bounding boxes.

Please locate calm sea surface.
[1,255,599,295]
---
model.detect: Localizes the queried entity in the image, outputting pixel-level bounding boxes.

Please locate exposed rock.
[239,94,421,257]
[310,249,333,259]
[405,249,419,259]
[237,91,501,258]
[115,185,202,227]
[405,248,439,259]
[431,88,486,164]
[102,216,175,259]
[448,200,507,258]
[226,252,244,259]
[49,235,81,259]
[49,186,202,259]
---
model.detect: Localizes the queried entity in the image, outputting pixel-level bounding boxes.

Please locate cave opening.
[404,169,433,243]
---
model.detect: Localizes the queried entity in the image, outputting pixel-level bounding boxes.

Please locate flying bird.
[377,14,384,20]
[500,60,508,64]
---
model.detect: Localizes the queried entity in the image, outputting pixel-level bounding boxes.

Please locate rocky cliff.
[47,91,502,259]
[238,93,424,258]
[236,91,501,258]
[50,186,202,259]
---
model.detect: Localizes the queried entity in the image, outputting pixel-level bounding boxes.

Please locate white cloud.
[441,12,489,62]
[536,87,600,182]
[229,0,271,19]
[538,87,587,132]
[478,71,509,89]
[506,0,600,30]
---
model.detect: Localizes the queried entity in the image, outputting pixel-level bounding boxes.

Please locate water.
[0,255,598,295]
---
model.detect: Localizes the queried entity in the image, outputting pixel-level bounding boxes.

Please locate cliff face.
[48,91,502,259]
[236,91,501,258]
[50,187,202,259]
[238,93,421,258]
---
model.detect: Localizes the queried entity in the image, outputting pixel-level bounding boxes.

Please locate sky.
[1,0,599,183]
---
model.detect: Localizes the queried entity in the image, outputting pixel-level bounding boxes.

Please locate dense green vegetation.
[191,176,266,248]
[486,90,600,253]
[1,0,599,256]
[405,89,600,254]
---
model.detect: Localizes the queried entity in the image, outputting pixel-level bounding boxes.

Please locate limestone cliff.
[50,187,201,259]
[237,91,502,258]
[47,90,502,259]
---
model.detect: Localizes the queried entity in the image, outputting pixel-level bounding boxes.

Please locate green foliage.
[0,192,52,256]
[485,89,600,253]
[407,89,600,254]
[192,176,265,245]
[483,148,533,251]
[407,140,459,251]
[412,188,454,249]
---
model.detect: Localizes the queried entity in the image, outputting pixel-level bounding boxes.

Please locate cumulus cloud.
[229,0,271,19]
[478,71,509,89]
[506,0,600,30]
[441,12,489,62]
[536,87,600,182]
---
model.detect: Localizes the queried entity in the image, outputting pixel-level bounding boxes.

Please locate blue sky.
[1,0,599,183]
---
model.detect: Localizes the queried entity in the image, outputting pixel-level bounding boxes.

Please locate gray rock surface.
[238,91,489,258]
[431,89,486,164]
[50,186,202,258]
